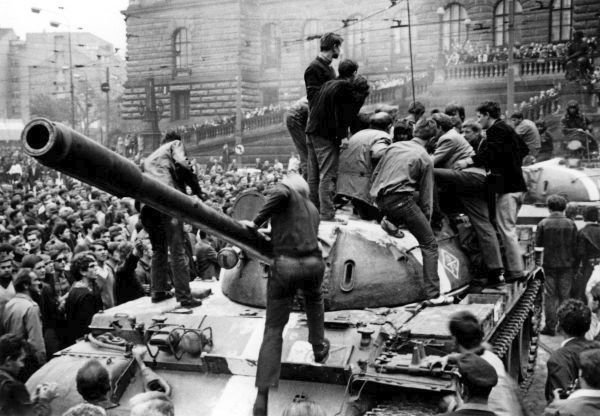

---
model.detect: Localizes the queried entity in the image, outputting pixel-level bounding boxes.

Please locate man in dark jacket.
[545,299,600,402]
[241,173,329,416]
[304,32,342,108]
[536,195,578,336]
[544,348,600,416]
[141,131,204,307]
[305,76,370,220]
[458,101,529,281]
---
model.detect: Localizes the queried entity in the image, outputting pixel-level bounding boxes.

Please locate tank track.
[489,276,543,391]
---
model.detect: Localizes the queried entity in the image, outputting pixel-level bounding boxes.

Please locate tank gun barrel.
[21,119,273,263]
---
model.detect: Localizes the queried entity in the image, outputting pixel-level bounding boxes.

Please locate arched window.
[391,5,409,68]
[261,23,281,69]
[550,0,572,42]
[173,28,191,73]
[442,3,469,50]
[345,15,367,65]
[303,19,322,65]
[494,0,523,47]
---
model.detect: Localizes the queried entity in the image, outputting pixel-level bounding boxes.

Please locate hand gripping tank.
[23,119,544,416]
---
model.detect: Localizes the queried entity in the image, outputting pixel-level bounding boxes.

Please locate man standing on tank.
[140,131,204,308]
[304,32,342,109]
[241,173,329,416]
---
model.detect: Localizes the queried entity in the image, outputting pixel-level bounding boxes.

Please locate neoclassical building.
[121,0,599,129]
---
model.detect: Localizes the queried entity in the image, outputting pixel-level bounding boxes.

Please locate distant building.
[0,29,125,136]
[122,0,598,130]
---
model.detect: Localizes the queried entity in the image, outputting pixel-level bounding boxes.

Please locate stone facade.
[122,0,600,128]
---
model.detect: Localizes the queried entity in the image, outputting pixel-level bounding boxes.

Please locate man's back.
[433,129,474,169]
[536,213,578,268]
[545,337,598,400]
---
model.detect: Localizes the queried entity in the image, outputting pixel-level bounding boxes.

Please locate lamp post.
[436,7,445,65]
[464,18,472,43]
[507,0,516,112]
[31,7,78,129]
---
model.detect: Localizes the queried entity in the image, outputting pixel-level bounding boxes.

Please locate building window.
[262,87,279,106]
[345,15,367,65]
[494,0,523,47]
[391,5,409,68]
[442,3,469,50]
[173,28,191,74]
[303,19,322,65]
[262,23,281,69]
[171,90,189,121]
[550,0,571,42]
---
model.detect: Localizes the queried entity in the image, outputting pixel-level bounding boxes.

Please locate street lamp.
[464,18,472,42]
[31,7,77,129]
[437,6,445,63]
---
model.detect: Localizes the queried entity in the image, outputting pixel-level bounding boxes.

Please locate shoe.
[427,295,451,306]
[381,217,405,238]
[313,338,330,363]
[253,388,268,416]
[180,298,203,308]
[151,292,174,303]
[540,327,556,336]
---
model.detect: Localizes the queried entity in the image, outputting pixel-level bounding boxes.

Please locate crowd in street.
[1,31,600,416]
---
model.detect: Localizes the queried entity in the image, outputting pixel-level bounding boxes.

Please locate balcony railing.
[444,57,565,80]
[365,74,434,105]
[195,123,235,142]
[242,110,285,131]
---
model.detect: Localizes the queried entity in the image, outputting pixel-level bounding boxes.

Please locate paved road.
[522,334,563,415]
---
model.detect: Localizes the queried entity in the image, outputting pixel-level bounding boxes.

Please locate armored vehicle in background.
[22,119,543,416]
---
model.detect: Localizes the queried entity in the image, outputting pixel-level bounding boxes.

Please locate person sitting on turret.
[370,118,447,305]
[241,173,329,416]
[337,112,392,221]
[536,119,554,162]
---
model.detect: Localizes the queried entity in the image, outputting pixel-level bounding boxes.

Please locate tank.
[22,119,544,416]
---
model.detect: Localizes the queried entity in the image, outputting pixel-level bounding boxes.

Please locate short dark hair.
[82,218,99,234]
[580,348,600,388]
[392,120,413,142]
[76,359,111,401]
[432,113,454,133]
[25,229,41,240]
[476,101,501,120]
[71,253,97,281]
[546,194,567,212]
[162,131,181,144]
[338,59,358,79]
[462,119,482,134]
[510,111,524,120]
[408,101,425,117]
[449,311,483,350]
[13,268,33,292]
[557,299,591,337]
[0,333,27,365]
[351,75,370,98]
[584,206,599,222]
[320,32,343,51]
[444,103,465,122]
[91,226,107,240]
[91,239,108,250]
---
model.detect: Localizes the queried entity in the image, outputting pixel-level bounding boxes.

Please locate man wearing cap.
[443,353,498,415]
[446,311,524,416]
[337,112,392,221]
[0,253,15,334]
[370,118,446,305]
[1,268,46,368]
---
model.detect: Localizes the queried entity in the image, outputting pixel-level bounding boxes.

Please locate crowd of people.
[443,36,598,67]
[0,30,600,416]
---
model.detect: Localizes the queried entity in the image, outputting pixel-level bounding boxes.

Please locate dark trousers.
[573,260,597,302]
[255,254,325,389]
[306,134,339,219]
[285,114,308,180]
[378,193,440,298]
[352,199,382,222]
[544,267,574,331]
[434,169,503,272]
[140,206,192,303]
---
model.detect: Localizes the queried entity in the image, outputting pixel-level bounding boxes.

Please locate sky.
[0,0,129,55]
